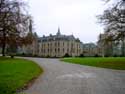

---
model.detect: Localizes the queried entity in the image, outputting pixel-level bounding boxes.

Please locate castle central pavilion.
[38,28,82,57]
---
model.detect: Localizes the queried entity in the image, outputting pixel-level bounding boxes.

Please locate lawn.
[62,57,125,70]
[0,57,43,94]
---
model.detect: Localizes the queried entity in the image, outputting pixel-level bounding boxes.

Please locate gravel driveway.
[22,57,125,94]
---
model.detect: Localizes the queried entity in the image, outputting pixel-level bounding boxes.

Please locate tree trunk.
[2,30,6,56]
[121,38,125,57]
[2,43,5,56]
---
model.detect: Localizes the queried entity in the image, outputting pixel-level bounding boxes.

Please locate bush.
[113,54,118,57]
[46,55,50,58]
[64,53,70,57]
[33,54,38,57]
[94,54,99,57]
[79,54,84,57]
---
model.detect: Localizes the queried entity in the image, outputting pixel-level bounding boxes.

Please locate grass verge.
[62,57,125,70]
[0,57,43,94]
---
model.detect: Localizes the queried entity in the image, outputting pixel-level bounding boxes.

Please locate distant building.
[38,28,82,57]
[82,43,98,56]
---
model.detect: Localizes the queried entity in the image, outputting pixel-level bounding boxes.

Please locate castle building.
[82,43,98,56]
[38,28,82,57]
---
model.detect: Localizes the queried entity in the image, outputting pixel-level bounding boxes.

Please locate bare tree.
[0,0,33,57]
[98,0,125,56]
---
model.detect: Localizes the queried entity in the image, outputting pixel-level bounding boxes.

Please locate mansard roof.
[39,33,80,42]
[83,43,97,48]
[38,28,81,42]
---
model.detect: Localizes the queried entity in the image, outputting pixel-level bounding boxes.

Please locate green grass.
[62,57,125,70]
[0,57,43,94]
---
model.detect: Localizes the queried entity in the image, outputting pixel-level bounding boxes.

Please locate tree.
[98,32,114,57]
[103,0,125,3]
[98,0,125,56]
[0,0,33,56]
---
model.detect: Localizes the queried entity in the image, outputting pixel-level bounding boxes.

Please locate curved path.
[23,57,125,94]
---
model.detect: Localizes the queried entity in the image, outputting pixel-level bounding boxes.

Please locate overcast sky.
[26,0,107,43]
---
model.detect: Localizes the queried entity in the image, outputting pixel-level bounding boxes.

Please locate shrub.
[79,54,84,57]
[94,54,99,57]
[64,53,70,57]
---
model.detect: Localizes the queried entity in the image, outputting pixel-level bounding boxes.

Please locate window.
[58,48,60,52]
